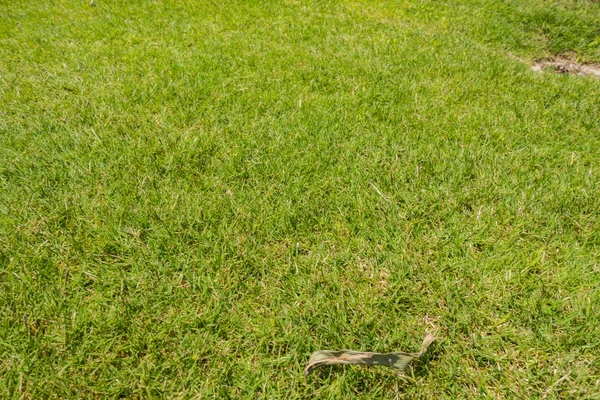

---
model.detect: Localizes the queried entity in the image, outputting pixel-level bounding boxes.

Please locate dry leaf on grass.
[305,334,437,376]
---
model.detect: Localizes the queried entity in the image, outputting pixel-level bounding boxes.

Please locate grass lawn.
[1,0,600,397]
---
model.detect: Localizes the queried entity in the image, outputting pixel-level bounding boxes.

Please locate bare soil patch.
[532,57,600,78]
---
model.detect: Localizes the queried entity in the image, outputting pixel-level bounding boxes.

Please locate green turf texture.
[1,0,599,398]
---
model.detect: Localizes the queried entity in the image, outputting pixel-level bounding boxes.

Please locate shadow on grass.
[410,339,443,378]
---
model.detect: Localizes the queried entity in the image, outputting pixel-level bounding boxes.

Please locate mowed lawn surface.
[1,0,600,398]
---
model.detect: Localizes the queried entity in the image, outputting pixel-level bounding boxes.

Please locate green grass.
[1,0,600,398]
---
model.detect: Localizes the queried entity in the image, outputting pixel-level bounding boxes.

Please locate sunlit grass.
[1,0,599,398]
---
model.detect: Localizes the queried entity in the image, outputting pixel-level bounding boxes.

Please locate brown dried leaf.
[304,334,437,376]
